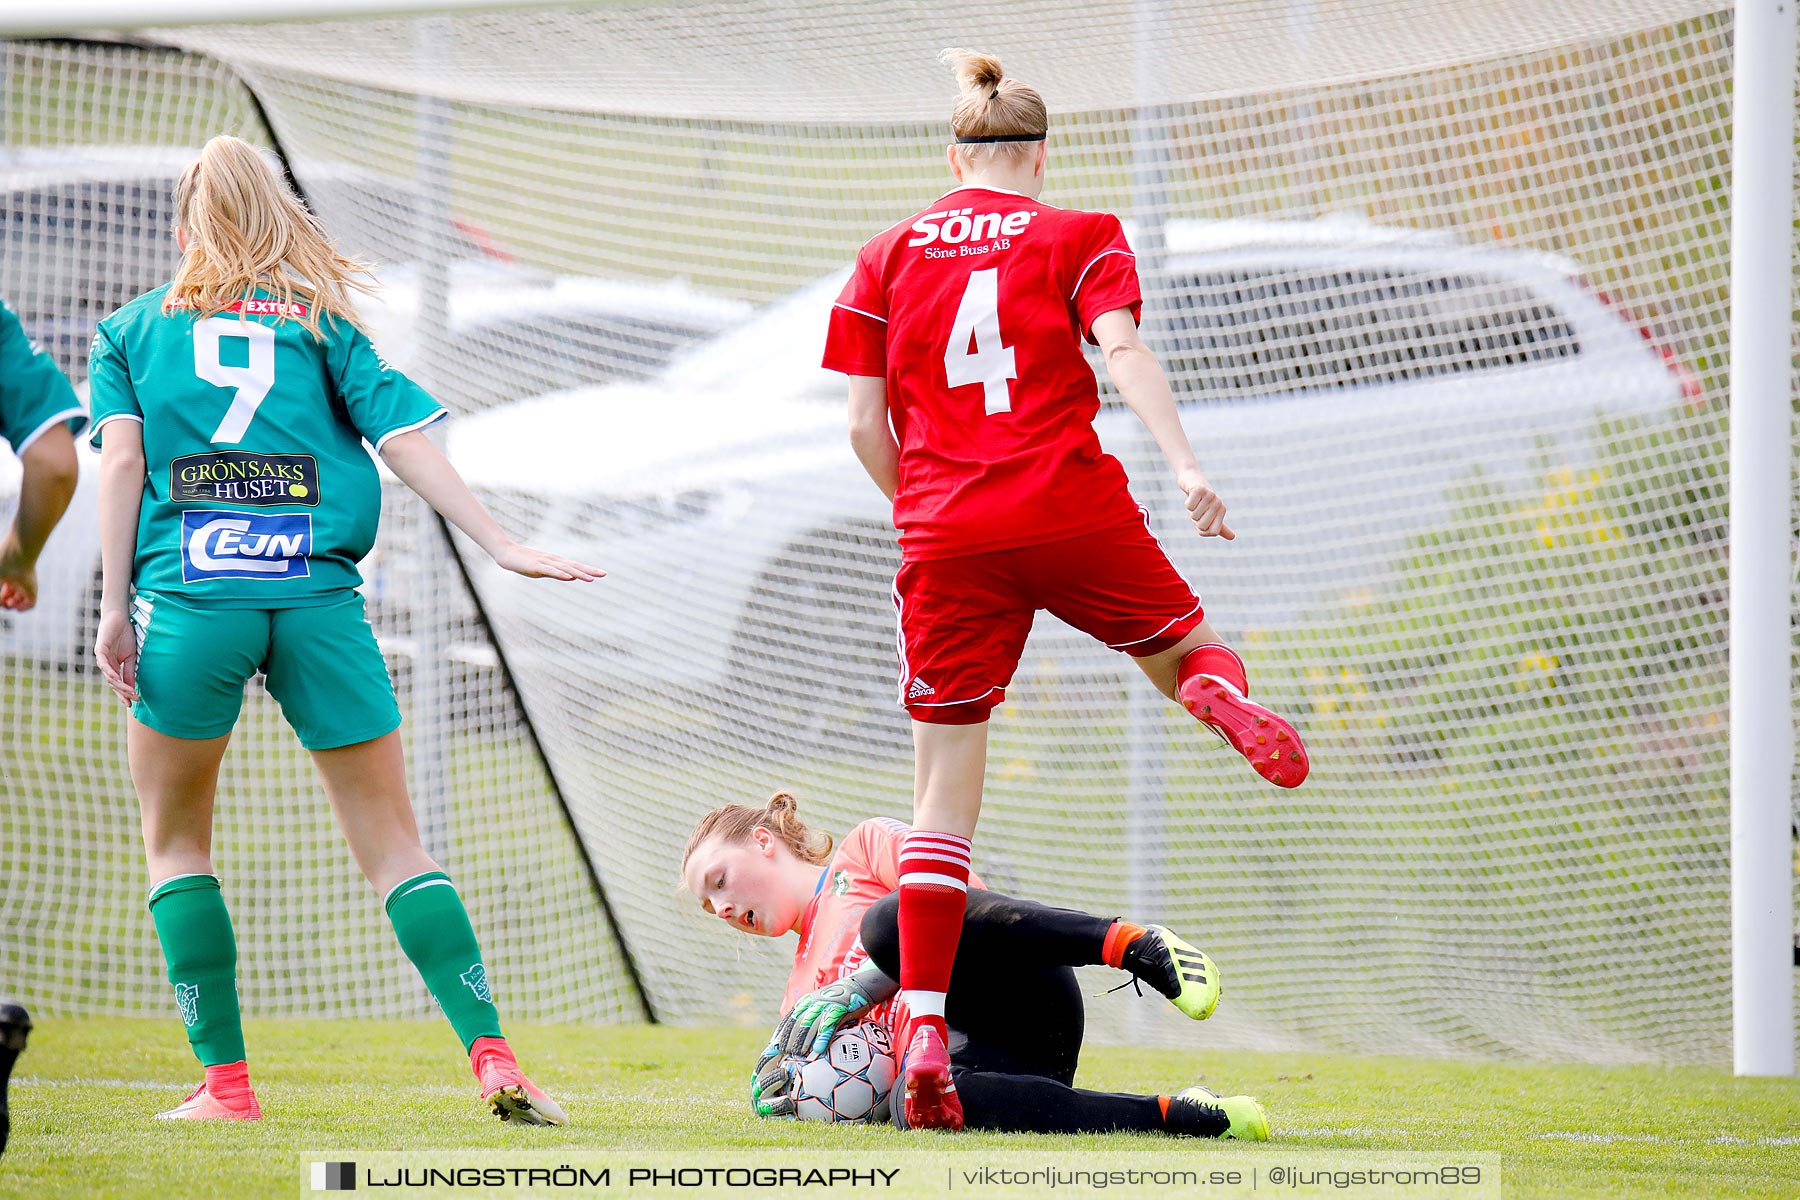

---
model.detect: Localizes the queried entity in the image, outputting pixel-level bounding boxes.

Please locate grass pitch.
[5,1019,1796,1199]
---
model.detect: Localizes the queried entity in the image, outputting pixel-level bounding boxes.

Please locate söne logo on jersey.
[907,207,1037,248]
[180,510,313,582]
[171,452,320,508]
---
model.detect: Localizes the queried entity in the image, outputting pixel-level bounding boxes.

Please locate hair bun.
[764,790,799,815]
[940,47,1004,95]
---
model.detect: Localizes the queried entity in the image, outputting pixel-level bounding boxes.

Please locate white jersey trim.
[372,408,447,453]
[833,302,888,325]
[1069,248,1138,302]
[890,582,910,707]
[942,183,1063,209]
[1109,596,1204,651]
[906,685,1002,708]
[13,407,87,456]
[86,411,142,447]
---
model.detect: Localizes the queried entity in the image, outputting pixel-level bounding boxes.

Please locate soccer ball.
[785,1020,897,1124]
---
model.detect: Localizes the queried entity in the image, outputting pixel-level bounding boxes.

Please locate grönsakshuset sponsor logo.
[171,451,320,507]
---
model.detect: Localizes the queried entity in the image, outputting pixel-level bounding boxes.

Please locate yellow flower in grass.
[1515,653,1559,691]
[1306,666,1337,715]
[998,757,1037,784]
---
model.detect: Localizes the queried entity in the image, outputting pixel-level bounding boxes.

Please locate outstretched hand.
[492,541,604,582]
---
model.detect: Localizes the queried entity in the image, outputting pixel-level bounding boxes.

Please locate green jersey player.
[0,297,84,610]
[0,296,76,1159]
[89,135,600,1125]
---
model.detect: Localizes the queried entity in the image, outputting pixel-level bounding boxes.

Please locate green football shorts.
[129,589,402,749]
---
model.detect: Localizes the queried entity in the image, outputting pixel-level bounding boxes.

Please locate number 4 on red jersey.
[822,185,1146,561]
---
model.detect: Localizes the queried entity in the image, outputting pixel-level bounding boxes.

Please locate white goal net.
[2,0,1793,1064]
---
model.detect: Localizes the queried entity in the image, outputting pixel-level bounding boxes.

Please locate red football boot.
[898,1024,962,1132]
[1179,673,1310,788]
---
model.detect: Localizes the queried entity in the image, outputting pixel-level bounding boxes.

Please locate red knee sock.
[1177,643,1248,696]
[896,829,972,1046]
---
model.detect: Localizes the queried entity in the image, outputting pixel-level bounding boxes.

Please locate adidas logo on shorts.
[907,678,935,700]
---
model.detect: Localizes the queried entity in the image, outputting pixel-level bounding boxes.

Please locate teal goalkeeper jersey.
[87,284,445,607]
[0,298,87,454]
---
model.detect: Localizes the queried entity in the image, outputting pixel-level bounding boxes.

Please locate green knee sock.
[147,874,245,1067]
[385,871,503,1052]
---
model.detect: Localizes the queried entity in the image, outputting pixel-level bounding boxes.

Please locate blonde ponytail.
[165,135,373,338]
[940,48,1048,163]
[682,791,836,878]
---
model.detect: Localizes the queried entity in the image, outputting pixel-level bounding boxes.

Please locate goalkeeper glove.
[777,963,899,1059]
[749,1029,795,1119]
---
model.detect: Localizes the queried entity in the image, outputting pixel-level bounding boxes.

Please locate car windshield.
[1148,266,1581,399]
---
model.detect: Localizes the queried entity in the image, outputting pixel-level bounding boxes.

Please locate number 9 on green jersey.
[88,286,445,606]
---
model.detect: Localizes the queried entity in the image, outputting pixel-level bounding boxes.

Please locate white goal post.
[1726,0,1797,1079]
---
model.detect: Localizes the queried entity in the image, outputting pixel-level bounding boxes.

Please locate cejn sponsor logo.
[907,207,1037,254]
[179,510,313,582]
[171,451,319,508]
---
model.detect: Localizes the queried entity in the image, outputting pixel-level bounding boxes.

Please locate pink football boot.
[471,1036,568,1126]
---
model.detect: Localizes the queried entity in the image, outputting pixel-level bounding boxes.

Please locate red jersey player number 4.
[824,190,1142,559]
[820,47,1312,1135]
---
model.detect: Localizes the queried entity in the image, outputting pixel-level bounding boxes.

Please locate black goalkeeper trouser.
[860,889,1170,1135]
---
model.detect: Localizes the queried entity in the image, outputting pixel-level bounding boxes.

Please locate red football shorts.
[893,508,1205,725]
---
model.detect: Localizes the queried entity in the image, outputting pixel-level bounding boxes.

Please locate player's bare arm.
[93,418,145,705]
[1090,308,1233,541]
[846,375,899,502]
[379,429,604,582]
[0,423,79,610]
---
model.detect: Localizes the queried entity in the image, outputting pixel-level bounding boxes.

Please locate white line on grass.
[15,1076,187,1092]
[13,1076,684,1106]
[1538,1131,1800,1147]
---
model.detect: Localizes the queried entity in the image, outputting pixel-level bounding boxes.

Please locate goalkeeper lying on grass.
[680,792,1268,1138]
